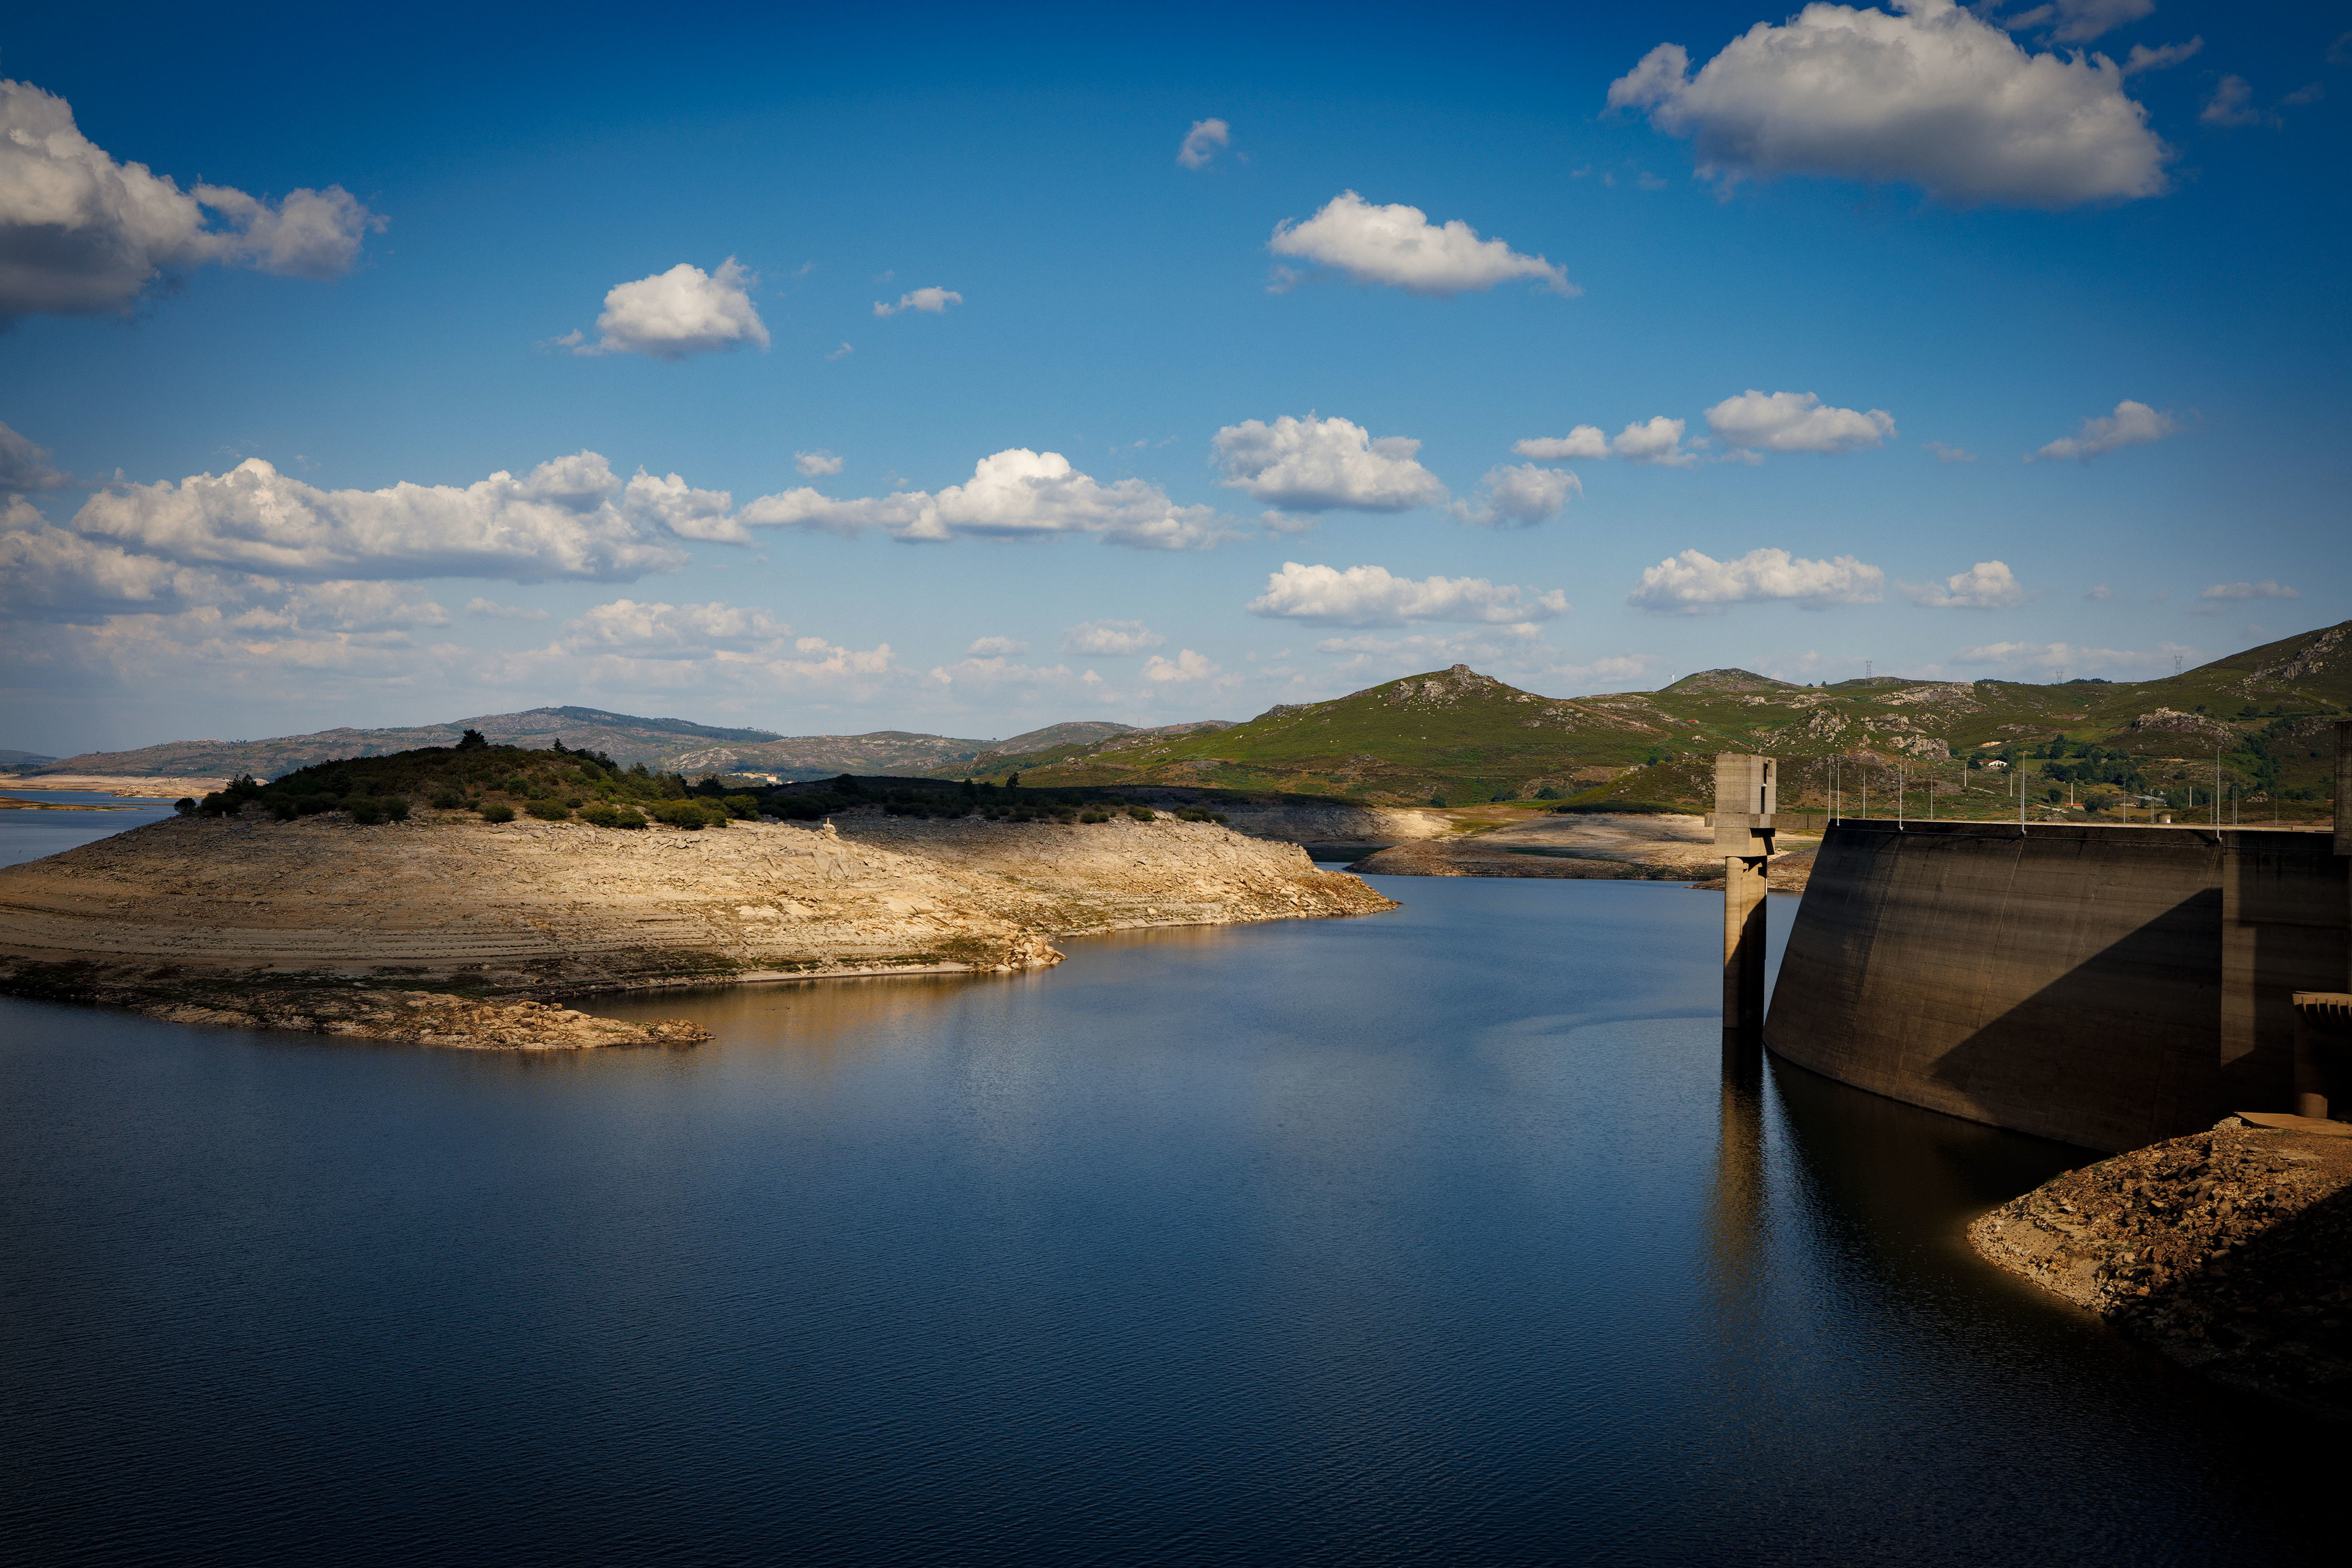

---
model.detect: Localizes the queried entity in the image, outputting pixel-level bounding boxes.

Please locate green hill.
[1015,621,2352,817]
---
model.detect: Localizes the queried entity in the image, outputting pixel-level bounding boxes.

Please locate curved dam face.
[1764,821,2346,1152]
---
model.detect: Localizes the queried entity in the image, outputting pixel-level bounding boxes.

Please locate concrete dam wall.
[1763,821,2347,1152]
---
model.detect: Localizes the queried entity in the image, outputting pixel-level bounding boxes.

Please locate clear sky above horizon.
[3,0,2344,752]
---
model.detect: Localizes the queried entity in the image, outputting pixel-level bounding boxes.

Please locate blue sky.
[2,0,2344,752]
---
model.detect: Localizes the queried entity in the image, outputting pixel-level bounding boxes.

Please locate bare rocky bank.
[1970,1118,2352,1417]
[0,807,1393,1048]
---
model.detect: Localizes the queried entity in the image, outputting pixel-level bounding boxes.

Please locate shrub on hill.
[478,803,516,823]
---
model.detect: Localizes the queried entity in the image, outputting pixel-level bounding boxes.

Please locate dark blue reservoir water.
[1,873,2336,1565]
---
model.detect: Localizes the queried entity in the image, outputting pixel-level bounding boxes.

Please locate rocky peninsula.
[0,801,1392,1049]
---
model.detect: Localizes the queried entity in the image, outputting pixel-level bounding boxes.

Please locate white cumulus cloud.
[1515,416,1696,467]
[1705,390,1894,455]
[1141,648,1223,684]
[1949,637,2189,677]
[2029,399,2180,462]
[794,449,844,477]
[0,420,68,493]
[1606,1,2173,208]
[620,470,738,543]
[1267,190,1576,297]
[1061,619,1165,656]
[874,286,962,317]
[2199,75,2261,128]
[1900,559,2030,608]
[1455,464,1579,527]
[1211,414,1447,520]
[966,635,1028,657]
[0,78,384,320]
[2194,581,2299,611]
[2119,38,2202,76]
[1177,118,1231,169]
[562,599,792,659]
[1627,547,1886,613]
[2009,0,2154,44]
[570,258,769,360]
[68,452,690,581]
[1246,561,1570,627]
[739,448,1230,550]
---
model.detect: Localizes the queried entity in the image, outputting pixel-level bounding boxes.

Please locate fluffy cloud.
[620,470,738,543]
[0,519,468,633]
[1455,464,1579,527]
[1606,1,2171,208]
[1212,414,1447,519]
[1246,561,1570,627]
[0,420,68,493]
[68,452,691,581]
[561,599,792,658]
[1949,637,2190,677]
[1061,619,1164,655]
[1900,559,2029,608]
[1267,191,1576,297]
[1177,118,1231,169]
[2029,399,2180,462]
[2194,581,2299,611]
[1141,648,1223,683]
[874,286,962,317]
[1923,440,1978,463]
[740,448,1229,550]
[1626,547,1885,613]
[0,522,243,620]
[794,449,844,477]
[0,79,384,320]
[2200,76,2261,128]
[2006,0,2153,44]
[966,635,1028,657]
[1705,390,1894,455]
[567,259,769,360]
[2119,38,2202,76]
[1513,416,1695,467]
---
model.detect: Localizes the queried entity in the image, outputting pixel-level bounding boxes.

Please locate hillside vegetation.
[186,732,1237,831]
[1011,620,2352,820]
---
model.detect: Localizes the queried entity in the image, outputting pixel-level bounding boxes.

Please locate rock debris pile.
[1970,1119,2352,1416]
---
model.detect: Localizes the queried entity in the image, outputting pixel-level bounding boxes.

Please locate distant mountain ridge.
[9,708,1192,785]
[1014,622,2352,805]
[11,619,2347,804]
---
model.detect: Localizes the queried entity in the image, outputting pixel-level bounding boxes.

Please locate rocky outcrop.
[2129,708,2240,747]
[1970,1118,2352,1417]
[0,807,1394,1043]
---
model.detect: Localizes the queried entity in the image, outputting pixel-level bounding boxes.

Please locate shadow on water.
[1,875,2343,1565]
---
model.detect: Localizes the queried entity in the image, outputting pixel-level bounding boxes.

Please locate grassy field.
[998,620,2350,824]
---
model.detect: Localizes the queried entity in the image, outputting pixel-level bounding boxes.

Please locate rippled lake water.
[1,857,2338,1564]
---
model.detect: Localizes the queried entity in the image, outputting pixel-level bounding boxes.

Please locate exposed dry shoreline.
[1970,1117,2352,1417]
[0,805,1394,1048]
[1346,810,1818,891]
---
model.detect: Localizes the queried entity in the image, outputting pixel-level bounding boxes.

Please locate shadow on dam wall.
[1763,821,2347,1152]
